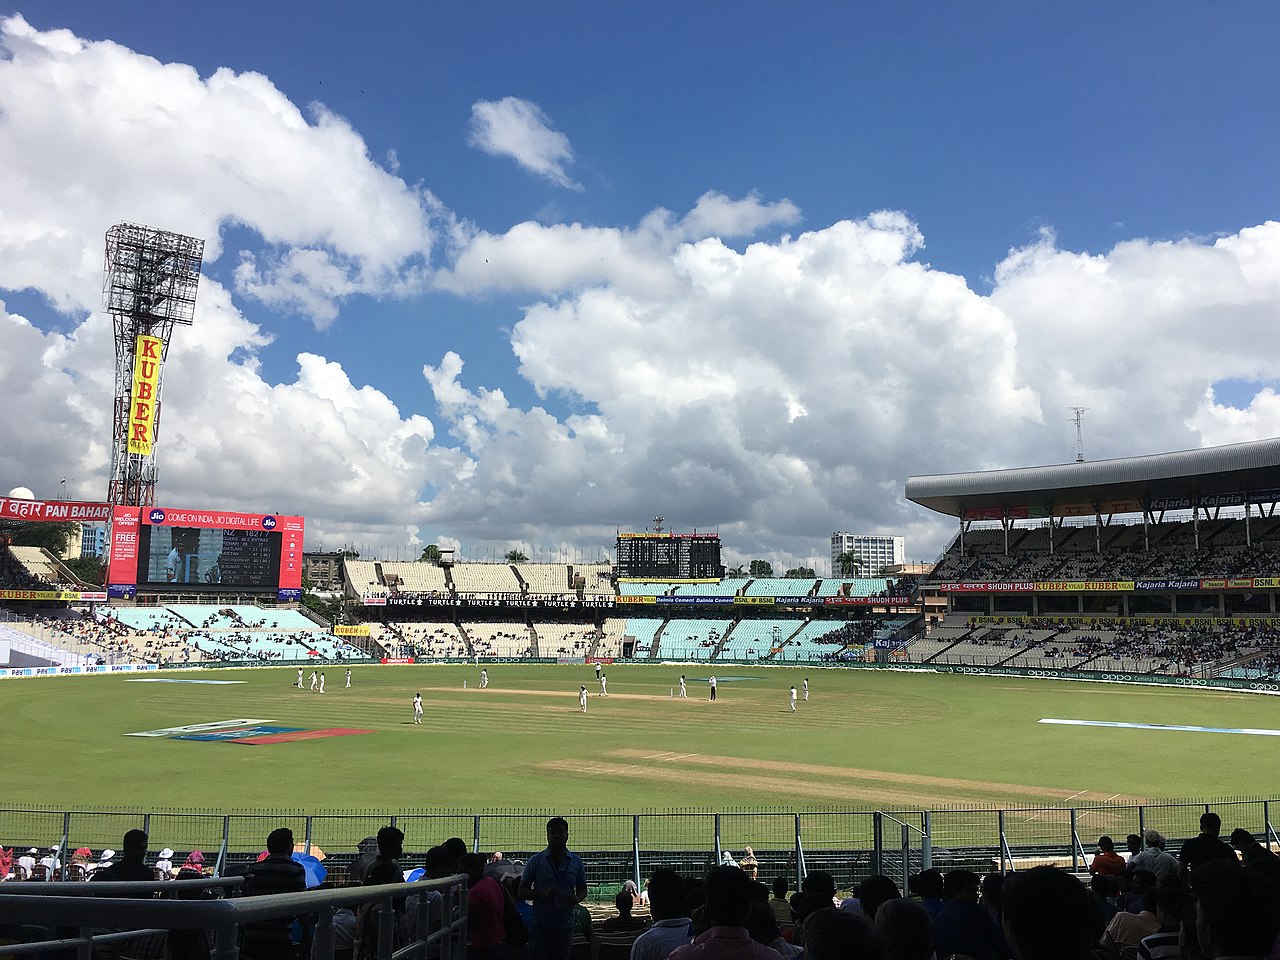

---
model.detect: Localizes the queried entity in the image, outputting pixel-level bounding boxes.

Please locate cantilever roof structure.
[905,437,1280,519]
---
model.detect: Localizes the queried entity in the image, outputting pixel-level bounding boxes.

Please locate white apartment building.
[830,533,905,576]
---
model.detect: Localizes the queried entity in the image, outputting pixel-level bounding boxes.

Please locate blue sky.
[1,2,1279,568]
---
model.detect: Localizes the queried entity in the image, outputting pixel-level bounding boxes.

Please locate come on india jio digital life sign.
[107,506,303,601]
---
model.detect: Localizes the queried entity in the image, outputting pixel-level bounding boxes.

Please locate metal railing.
[3,799,1274,893]
[0,873,468,960]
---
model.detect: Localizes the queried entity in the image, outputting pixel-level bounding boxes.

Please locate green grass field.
[6,663,1276,820]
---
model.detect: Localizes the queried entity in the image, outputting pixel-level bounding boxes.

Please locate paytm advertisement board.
[108,506,303,600]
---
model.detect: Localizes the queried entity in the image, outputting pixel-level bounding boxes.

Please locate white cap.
[159,848,174,859]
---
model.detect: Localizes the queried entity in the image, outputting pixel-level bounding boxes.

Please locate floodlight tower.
[103,223,205,506]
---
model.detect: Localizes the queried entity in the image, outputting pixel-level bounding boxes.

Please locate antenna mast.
[1069,407,1088,463]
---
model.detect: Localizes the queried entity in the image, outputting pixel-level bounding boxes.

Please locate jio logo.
[148,509,166,523]
[261,516,277,530]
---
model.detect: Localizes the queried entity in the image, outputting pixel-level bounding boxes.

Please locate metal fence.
[4,798,1276,896]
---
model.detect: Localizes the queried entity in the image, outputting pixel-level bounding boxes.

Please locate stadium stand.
[464,621,535,657]
[591,618,626,657]
[572,562,614,595]
[743,578,816,597]
[616,581,672,596]
[379,621,468,658]
[380,560,449,595]
[449,563,522,595]
[514,563,573,596]
[532,623,598,656]
[658,619,733,660]
[719,618,805,659]
[622,617,664,657]
[344,559,383,595]
[671,579,747,596]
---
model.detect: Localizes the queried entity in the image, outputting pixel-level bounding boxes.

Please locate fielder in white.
[309,671,318,690]
[412,692,423,723]
[790,686,797,712]
[802,677,809,701]
[296,667,303,688]
[319,672,326,693]
[600,674,608,697]
[579,685,589,713]
[345,669,352,688]
[480,669,489,689]
[679,675,687,698]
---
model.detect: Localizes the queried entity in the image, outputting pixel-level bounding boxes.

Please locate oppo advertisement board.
[108,506,303,601]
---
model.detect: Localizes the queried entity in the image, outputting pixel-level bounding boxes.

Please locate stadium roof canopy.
[905,437,1280,520]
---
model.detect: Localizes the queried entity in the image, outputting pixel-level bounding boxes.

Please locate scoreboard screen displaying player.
[615,533,723,580]
[107,506,304,600]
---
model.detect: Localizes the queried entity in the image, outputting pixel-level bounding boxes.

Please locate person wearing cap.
[1128,830,1178,883]
[39,846,62,877]
[156,848,175,878]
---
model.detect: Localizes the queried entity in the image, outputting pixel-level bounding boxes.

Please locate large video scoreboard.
[107,506,304,601]
[615,533,723,580]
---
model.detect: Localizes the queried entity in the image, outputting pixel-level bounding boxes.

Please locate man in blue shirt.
[519,817,588,960]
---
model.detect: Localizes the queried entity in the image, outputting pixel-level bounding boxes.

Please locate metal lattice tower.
[1069,406,1089,463]
[104,223,205,506]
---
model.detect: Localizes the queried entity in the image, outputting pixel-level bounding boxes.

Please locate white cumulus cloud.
[468,97,582,190]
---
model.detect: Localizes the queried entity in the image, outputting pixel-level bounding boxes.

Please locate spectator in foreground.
[802,909,883,960]
[912,869,945,919]
[1100,886,1159,954]
[858,875,901,921]
[91,830,152,886]
[1135,888,1188,960]
[1128,831,1178,884]
[519,817,587,960]
[875,897,933,960]
[1177,814,1235,881]
[602,889,648,932]
[768,877,792,926]
[1090,837,1126,877]
[1228,828,1280,883]
[240,827,307,960]
[933,869,1010,960]
[631,868,693,960]
[461,852,507,960]
[1001,866,1096,960]
[1188,860,1280,960]
[669,866,779,960]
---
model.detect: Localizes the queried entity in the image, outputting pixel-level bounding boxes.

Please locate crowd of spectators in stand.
[819,621,876,660]
[930,539,1280,586]
[0,544,60,590]
[6,812,1277,960]
[953,618,1280,675]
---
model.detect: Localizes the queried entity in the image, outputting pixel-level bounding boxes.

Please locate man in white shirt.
[630,869,692,960]
[790,686,797,712]
[309,670,318,690]
[679,675,687,698]
[802,677,809,701]
[166,546,181,582]
[345,668,352,688]
[580,686,589,713]
[709,676,717,701]
[600,674,608,697]
[318,672,325,694]
[17,848,37,878]
[296,667,303,688]
[156,848,174,877]
[413,692,423,723]
[480,668,488,689]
